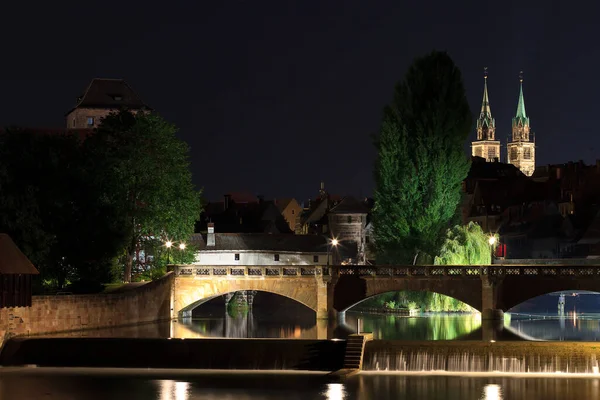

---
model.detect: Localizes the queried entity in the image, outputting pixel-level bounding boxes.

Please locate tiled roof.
[0,234,39,275]
[329,196,369,214]
[66,78,151,115]
[192,233,328,253]
[275,198,294,212]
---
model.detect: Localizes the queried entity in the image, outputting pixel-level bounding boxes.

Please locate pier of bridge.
[169,264,600,320]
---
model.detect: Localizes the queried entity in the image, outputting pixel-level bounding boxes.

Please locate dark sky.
[1,1,598,202]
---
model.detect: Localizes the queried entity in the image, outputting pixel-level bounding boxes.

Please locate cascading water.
[363,342,600,374]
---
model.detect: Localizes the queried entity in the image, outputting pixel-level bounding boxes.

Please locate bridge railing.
[172,265,328,278]
[171,265,600,279]
[338,266,482,277]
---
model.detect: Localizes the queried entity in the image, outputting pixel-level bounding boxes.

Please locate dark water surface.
[1,369,600,399]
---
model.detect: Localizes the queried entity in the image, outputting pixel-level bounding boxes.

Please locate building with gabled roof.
[65,78,152,129]
[190,224,329,266]
[0,234,39,308]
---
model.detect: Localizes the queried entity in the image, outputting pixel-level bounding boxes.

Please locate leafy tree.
[85,111,202,282]
[0,129,124,291]
[434,222,497,265]
[373,51,472,264]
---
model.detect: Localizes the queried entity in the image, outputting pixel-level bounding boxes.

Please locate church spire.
[480,67,492,117]
[471,67,500,163]
[476,67,495,140]
[514,71,528,125]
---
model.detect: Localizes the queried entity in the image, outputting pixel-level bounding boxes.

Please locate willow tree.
[434,222,496,265]
[373,51,472,264]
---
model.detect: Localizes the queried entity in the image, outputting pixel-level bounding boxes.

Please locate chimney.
[224,194,231,210]
[207,223,215,247]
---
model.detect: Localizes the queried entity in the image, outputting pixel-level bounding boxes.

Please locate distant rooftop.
[192,233,328,253]
[0,234,39,275]
[66,78,152,115]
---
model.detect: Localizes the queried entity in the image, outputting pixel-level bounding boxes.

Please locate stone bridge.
[170,264,600,320]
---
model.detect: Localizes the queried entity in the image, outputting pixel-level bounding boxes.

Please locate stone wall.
[0,272,173,349]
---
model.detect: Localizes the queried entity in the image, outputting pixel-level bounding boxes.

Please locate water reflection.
[344,312,482,340]
[507,312,600,341]
[159,381,189,400]
[481,384,503,400]
[323,383,346,400]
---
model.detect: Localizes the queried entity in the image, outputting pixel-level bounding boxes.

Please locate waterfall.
[363,342,600,374]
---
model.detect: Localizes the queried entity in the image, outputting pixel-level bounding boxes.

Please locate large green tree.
[86,111,202,282]
[0,129,124,290]
[373,51,472,264]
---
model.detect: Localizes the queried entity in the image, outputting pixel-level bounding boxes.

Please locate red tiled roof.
[0,234,39,275]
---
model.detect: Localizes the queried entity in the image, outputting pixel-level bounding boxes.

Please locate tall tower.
[507,72,535,176]
[471,68,500,162]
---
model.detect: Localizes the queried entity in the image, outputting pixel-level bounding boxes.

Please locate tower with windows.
[507,73,535,176]
[471,68,500,162]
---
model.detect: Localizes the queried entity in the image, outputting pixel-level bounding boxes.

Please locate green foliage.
[361,290,474,312]
[434,222,497,265]
[85,111,202,282]
[373,51,472,264]
[0,110,202,290]
[0,129,124,290]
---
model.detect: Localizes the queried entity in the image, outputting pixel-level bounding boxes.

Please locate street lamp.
[179,243,186,264]
[488,236,496,264]
[327,238,339,267]
[165,240,172,264]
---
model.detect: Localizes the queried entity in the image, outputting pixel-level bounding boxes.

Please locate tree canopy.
[373,51,472,264]
[85,111,202,282]
[0,111,202,290]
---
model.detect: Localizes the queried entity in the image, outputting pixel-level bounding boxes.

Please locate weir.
[363,341,600,374]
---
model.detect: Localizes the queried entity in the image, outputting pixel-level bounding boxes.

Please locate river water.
[1,368,600,399]
[5,292,600,399]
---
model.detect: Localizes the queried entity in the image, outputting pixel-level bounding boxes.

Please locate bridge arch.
[178,289,316,316]
[499,278,600,311]
[333,274,483,312]
[172,269,328,319]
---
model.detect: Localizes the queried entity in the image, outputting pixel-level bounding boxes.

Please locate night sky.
[1,1,598,202]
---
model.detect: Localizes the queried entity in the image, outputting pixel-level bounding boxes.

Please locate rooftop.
[66,78,152,115]
[0,234,39,275]
[192,233,328,253]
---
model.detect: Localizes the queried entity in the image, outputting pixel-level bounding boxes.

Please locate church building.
[471,70,536,177]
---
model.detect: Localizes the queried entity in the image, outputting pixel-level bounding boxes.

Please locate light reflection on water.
[2,370,600,399]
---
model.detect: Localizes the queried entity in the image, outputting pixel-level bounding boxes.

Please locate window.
[313,255,319,263]
[474,147,482,157]
[510,147,517,161]
[487,147,496,160]
[72,118,75,128]
[291,210,295,215]
[523,147,531,160]
[274,254,280,262]
[347,216,352,223]
[234,253,240,261]
[86,116,95,127]
[113,95,122,101]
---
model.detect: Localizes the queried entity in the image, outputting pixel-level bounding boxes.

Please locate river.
[5,292,600,399]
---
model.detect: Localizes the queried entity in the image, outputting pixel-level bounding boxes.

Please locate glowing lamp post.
[165,240,173,264]
[327,238,339,267]
[488,236,497,265]
[179,243,186,264]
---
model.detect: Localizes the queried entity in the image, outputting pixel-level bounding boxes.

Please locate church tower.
[507,72,535,176]
[471,68,500,162]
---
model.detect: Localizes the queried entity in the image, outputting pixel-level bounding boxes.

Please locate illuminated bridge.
[169,264,600,320]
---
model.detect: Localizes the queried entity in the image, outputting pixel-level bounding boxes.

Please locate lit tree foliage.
[373,51,472,264]
[86,111,202,282]
[434,222,497,265]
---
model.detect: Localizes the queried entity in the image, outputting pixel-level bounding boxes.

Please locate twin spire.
[473,68,536,176]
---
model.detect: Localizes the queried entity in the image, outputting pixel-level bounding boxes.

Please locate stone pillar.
[316,278,329,320]
[325,267,339,320]
[481,274,503,320]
